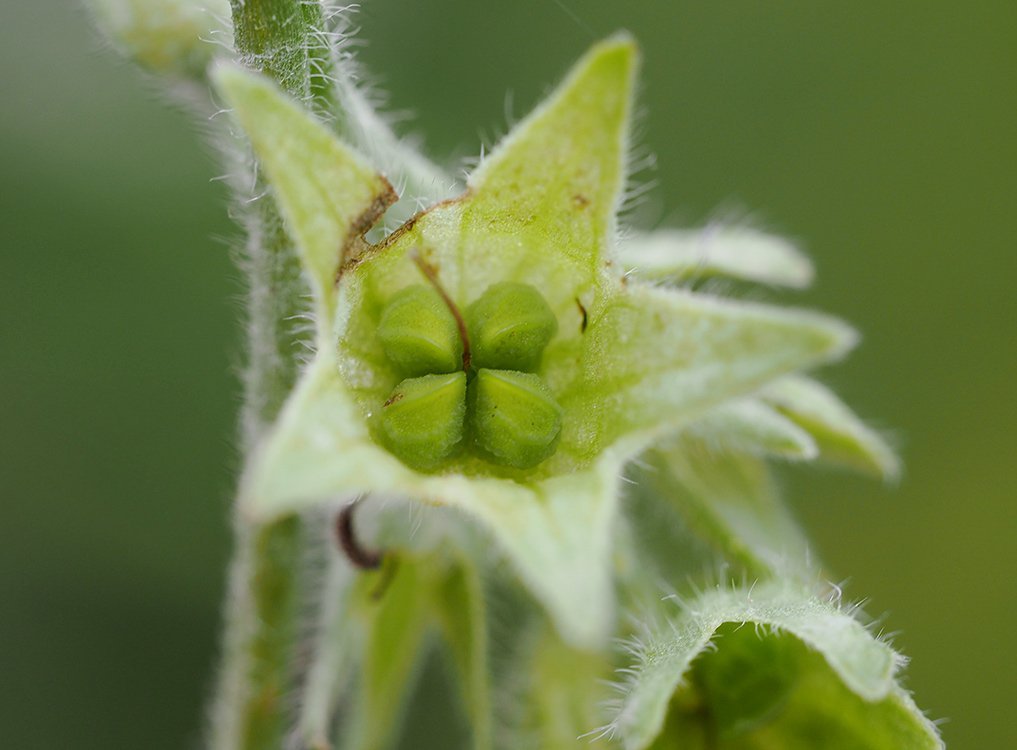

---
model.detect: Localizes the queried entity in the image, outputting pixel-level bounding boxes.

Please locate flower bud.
[380,372,467,470]
[469,369,562,468]
[89,0,231,79]
[378,285,464,377]
[467,282,557,372]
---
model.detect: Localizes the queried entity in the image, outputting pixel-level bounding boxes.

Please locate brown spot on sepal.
[575,297,589,333]
[338,192,472,279]
[383,391,404,407]
[572,193,590,209]
[335,177,398,283]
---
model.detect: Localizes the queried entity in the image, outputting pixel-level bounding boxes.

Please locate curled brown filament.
[335,498,384,570]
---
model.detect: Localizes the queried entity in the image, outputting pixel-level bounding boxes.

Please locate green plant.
[91,2,943,748]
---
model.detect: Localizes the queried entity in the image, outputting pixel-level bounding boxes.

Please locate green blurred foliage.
[1,1,1013,747]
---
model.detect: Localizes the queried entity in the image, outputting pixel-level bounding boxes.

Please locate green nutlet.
[378,284,464,377]
[380,372,467,469]
[467,282,558,372]
[469,369,563,469]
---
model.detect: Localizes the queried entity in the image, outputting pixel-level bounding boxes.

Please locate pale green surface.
[89,0,230,78]
[763,375,901,479]
[577,285,854,458]
[341,559,433,750]
[619,226,814,288]
[612,583,941,750]
[5,1,1013,747]
[684,400,818,462]
[213,64,396,325]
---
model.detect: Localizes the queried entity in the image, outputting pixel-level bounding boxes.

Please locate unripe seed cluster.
[377,282,561,470]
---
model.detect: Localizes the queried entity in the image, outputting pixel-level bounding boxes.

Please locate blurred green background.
[2,1,1014,747]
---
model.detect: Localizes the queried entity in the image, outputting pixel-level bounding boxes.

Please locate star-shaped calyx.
[213,35,854,647]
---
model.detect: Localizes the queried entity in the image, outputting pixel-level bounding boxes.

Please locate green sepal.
[609,583,942,750]
[762,375,901,479]
[618,226,814,288]
[557,284,857,461]
[631,437,811,580]
[467,282,558,372]
[433,557,493,750]
[378,284,464,376]
[297,512,493,750]
[380,372,467,470]
[340,559,434,750]
[517,625,611,749]
[211,64,397,326]
[468,369,563,469]
[468,34,638,268]
[684,399,818,461]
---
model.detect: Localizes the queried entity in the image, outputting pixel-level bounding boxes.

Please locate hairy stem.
[210,2,334,748]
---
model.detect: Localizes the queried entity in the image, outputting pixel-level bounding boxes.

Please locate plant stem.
[210,2,334,748]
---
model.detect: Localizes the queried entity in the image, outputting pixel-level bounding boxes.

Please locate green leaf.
[566,284,857,457]
[617,226,814,288]
[684,399,818,461]
[762,375,900,479]
[212,64,397,323]
[632,439,810,579]
[609,583,942,750]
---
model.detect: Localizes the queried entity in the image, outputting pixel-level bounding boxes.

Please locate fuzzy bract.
[214,36,863,647]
